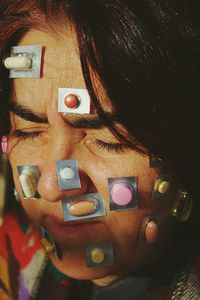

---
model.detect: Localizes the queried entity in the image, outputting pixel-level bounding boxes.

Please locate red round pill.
[64,94,80,109]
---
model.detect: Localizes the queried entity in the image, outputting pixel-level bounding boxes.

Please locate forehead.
[12,26,86,111]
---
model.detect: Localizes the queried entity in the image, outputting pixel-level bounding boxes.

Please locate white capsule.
[60,167,75,180]
[4,56,32,70]
[19,168,37,198]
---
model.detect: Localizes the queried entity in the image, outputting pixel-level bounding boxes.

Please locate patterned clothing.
[0,207,200,300]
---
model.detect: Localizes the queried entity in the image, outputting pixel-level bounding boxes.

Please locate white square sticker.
[58,88,91,114]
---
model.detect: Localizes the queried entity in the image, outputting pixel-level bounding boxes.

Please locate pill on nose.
[68,200,97,217]
[60,167,75,180]
[110,183,133,206]
[19,168,37,198]
[4,56,32,70]
[64,94,80,109]
[90,248,105,264]
[145,221,158,244]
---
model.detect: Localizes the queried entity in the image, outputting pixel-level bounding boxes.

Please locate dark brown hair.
[1,0,200,266]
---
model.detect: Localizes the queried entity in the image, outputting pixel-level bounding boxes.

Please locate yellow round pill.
[90,248,105,264]
[158,180,170,194]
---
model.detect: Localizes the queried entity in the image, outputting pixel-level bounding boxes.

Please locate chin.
[49,251,117,281]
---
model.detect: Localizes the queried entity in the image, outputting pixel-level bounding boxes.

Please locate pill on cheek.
[157,181,170,194]
[4,56,32,70]
[68,200,97,217]
[145,221,159,244]
[19,169,37,198]
[111,182,133,206]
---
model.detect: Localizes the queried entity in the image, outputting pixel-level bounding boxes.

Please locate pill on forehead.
[4,56,32,70]
[5,45,42,78]
[58,88,90,114]
[64,94,80,109]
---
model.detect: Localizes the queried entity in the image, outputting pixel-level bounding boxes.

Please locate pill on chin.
[111,183,133,206]
[90,248,105,264]
[68,200,97,216]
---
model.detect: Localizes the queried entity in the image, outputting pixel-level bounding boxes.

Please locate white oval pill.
[60,167,75,180]
[19,168,37,198]
[4,56,32,70]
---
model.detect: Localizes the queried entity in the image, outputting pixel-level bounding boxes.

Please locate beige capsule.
[68,199,97,217]
[4,56,32,70]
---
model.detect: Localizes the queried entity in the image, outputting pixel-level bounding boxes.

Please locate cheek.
[20,200,42,227]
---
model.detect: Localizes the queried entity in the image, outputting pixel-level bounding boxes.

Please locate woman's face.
[8,25,173,285]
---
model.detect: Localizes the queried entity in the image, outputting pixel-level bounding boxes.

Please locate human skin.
[8,23,174,286]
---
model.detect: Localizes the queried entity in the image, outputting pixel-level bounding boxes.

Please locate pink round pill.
[110,182,133,206]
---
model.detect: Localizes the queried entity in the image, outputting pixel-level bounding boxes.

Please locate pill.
[19,168,37,198]
[40,238,55,254]
[4,56,32,70]
[145,221,158,244]
[1,135,8,154]
[68,199,97,216]
[60,167,75,180]
[110,182,133,206]
[64,94,80,109]
[157,180,170,194]
[90,248,105,264]
[153,178,163,192]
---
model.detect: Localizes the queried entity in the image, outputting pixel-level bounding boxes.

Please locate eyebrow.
[9,101,117,129]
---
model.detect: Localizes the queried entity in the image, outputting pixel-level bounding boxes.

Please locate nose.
[37,127,89,202]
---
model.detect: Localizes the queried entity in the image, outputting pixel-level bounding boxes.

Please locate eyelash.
[14,130,129,153]
[13,130,42,140]
[95,139,130,153]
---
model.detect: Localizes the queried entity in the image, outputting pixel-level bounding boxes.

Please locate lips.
[43,215,108,245]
